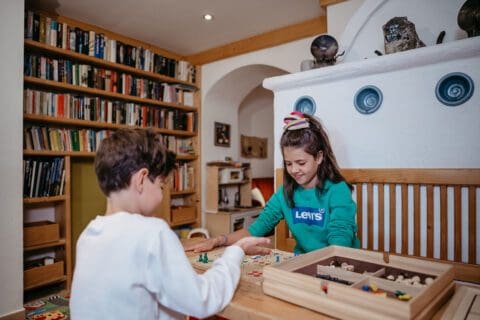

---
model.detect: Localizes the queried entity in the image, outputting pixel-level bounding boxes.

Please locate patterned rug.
[25,294,70,320]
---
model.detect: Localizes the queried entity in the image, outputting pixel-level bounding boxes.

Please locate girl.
[185,112,359,255]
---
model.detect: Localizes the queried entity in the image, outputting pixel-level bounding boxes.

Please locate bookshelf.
[23,9,201,296]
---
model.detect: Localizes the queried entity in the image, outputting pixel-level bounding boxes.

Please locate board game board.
[189,247,294,289]
[262,246,455,320]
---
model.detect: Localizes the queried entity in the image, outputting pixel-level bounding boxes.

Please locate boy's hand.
[184,238,218,253]
[234,237,271,255]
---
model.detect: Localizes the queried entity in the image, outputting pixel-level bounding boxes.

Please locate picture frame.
[214,122,231,147]
[241,134,267,158]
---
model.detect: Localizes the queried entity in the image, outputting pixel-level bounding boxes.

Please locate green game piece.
[204,253,209,262]
[198,255,203,263]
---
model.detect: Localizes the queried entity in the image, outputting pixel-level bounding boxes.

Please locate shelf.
[25,39,198,90]
[24,149,198,159]
[23,195,67,204]
[24,275,67,291]
[176,155,198,160]
[219,179,250,186]
[171,189,196,196]
[263,37,480,91]
[24,114,197,137]
[24,239,67,252]
[24,149,95,157]
[22,11,202,295]
[170,217,198,228]
[24,76,197,112]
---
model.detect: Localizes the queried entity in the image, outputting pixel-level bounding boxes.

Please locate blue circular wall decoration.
[435,72,474,107]
[354,85,383,114]
[294,96,316,115]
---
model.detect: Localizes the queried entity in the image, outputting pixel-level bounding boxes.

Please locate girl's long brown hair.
[281,114,352,207]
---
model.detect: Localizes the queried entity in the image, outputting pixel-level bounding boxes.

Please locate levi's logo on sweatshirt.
[292,207,326,227]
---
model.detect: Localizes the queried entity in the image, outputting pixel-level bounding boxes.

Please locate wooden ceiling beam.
[319,0,347,9]
[185,16,327,65]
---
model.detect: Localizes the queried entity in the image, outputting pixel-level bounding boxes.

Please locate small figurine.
[300,34,344,71]
[382,17,425,54]
[458,0,480,37]
[310,34,344,68]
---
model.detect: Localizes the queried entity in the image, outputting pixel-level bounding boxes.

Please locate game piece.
[397,294,412,301]
[425,277,434,285]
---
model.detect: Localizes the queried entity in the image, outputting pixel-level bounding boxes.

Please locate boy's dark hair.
[95,128,176,196]
[280,113,352,207]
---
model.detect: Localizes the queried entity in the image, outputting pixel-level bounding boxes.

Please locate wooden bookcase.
[22,9,201,296]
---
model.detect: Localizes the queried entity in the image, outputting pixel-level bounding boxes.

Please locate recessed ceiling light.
[203,13,214,21]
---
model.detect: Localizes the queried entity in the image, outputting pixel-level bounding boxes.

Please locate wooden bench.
[274,168,480,283]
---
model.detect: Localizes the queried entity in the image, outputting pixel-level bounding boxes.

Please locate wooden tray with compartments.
[262,246,454,320]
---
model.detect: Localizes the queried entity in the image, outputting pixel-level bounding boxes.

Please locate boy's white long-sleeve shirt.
[70,212,244,320]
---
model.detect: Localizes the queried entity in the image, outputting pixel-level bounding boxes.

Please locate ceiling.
[29,0,325,57]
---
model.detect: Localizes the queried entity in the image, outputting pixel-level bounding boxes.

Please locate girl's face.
[283,146,323,189]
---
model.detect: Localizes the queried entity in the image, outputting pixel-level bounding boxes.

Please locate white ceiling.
[30,0,325,56]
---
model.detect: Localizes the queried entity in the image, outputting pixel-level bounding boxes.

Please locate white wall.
[266,43,480,168]
[198,0,360,222]
[238,86,274,178]
[339,0,467,62]
[0,0,24,317]
[264,0,477,169]
[327,0,365,40]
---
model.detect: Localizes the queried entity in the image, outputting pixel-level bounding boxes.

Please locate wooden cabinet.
[205,208,262,238]
[22,9,201,295]
[23,156,71,294]
[205,162,264,237]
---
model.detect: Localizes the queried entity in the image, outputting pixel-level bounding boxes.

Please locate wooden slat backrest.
[274,168,480,283]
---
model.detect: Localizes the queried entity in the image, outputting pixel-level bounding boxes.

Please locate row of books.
[24,127,112,152]
[23,157,65,198]
[24,53,195,105]
[24,10,196,83]
[24,125,195,156]
[164,136,195,156]
[173,163,195,192]
[24,89,197,132]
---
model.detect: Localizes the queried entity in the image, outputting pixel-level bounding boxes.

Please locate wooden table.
[182,239,457,320]
[183,238,331,320]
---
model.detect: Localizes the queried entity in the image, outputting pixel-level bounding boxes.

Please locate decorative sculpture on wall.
[300,34,344,71]
[354,85,383,115]
[382,17,425,54]
[435,72,474,106]
[458,0,480,37]
[294,96,316,115]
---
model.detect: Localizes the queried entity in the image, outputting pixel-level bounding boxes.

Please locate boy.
[70,128,270,320]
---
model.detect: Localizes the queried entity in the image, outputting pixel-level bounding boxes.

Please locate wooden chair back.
[274,168,480,283]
